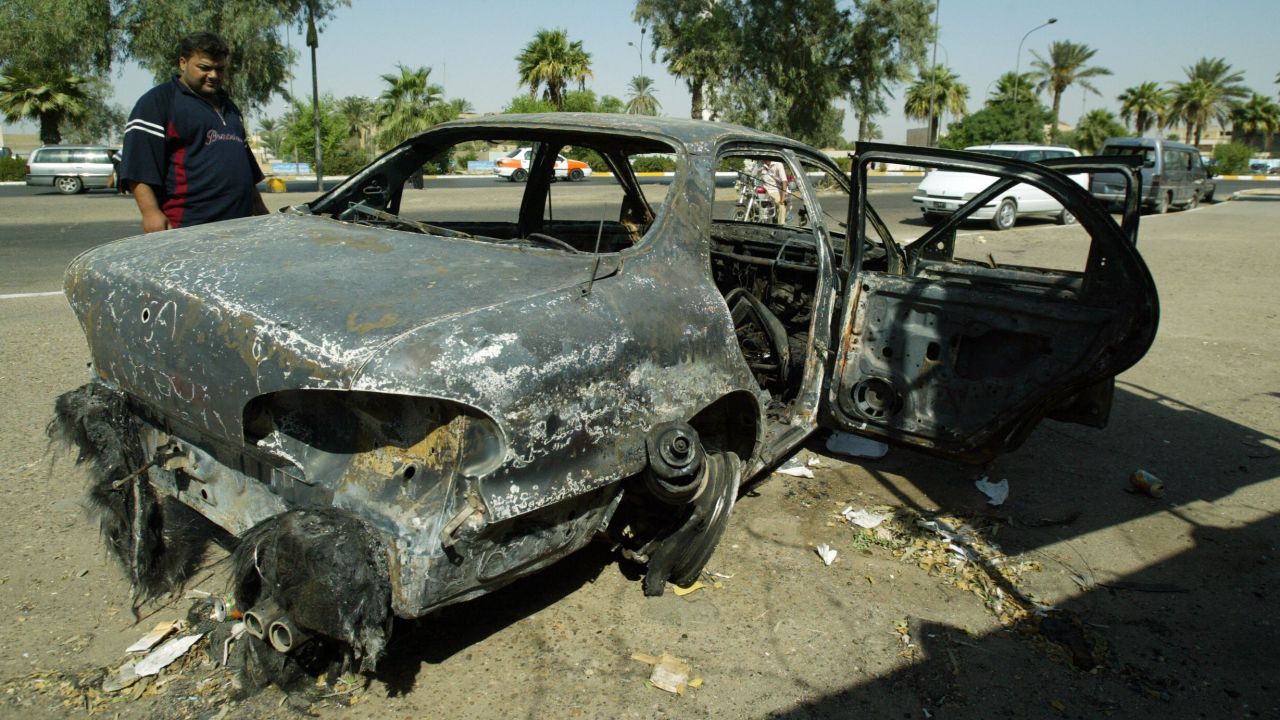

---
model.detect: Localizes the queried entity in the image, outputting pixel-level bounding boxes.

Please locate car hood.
[66,212,610,442]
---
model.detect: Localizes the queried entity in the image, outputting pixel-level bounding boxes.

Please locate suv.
[24,145,117,194]
[1090,137,1214,213]
[912,143,1084,230]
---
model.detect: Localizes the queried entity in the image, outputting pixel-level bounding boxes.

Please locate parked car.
[1090,137,1214,213]
[1250,162,1272,175]
[51,115,1158,671]
[494,146,593,181]
[912,143,1085,230]
[23,144,118,194]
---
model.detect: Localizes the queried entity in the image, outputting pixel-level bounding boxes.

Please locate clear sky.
[11,0,1280,145]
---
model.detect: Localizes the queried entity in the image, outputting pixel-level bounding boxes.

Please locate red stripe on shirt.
[163,120,188,228]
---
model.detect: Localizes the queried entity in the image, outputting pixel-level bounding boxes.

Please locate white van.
[912,143,1084,230]
[24,145,118,194]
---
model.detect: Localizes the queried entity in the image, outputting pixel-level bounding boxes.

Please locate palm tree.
[1029,40,1112,141]
[1117,82,1170,136]
[987,71,1038,106]
[625,75,661,116]
[516,28,592,110]
[0,66,89,145]
[336,95,376,159]
[1232,94,1280,153]
[256,117,286,160]
[1169,57,1249,146]
[1075,109,1125,154]
[376,65,445,148]
[904,64,968,147]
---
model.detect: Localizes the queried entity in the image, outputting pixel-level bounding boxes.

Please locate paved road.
[0,176,1252,297]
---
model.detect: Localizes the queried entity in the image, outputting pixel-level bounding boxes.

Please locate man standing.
[121,32,268,232]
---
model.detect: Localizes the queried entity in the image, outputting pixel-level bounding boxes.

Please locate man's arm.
[130,182,170,232]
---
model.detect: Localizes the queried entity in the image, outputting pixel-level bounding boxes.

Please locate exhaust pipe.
[243,598,283,640]
[268,617,312,653]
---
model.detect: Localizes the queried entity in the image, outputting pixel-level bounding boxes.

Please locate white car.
[912,144,1085,230]
[493,147,593,182]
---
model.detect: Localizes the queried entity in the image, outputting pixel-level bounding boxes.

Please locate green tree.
[336,95,376,160]
[625,75,661,115]
[1212,141,1251,174]
[1117,81,1169,136]
[0,66,89,144]
[904,64,968,146]
[940,101,1050,149]
[281,93,348,168]
[62,77,126,144]
[503,96,557,114]
[0,0,117,77]
[562,89,601,113]
[516,28,592,110]
[635,0,736,120]
[843,0,935,141]
[121,1,343,113]
[1169,57,1249,145]
[1073,108,1125,154]
[1029,40,1112,141]
[256,117,287,159]
[987,72,1038,106]
[597,95,626,114]
[1232,94,1280,152]
[375,65,445,148]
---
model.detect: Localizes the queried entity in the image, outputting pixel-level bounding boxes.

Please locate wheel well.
[686,391,759,464]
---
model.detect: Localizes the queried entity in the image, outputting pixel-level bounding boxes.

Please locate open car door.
[825,143,1157,463]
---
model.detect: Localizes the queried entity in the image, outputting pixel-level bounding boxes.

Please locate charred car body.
[52,114,1157,670]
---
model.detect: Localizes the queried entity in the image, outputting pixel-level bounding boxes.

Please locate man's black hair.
[178,32,229,61]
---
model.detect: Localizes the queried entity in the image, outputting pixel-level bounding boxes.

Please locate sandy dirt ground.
[1,190,1277,719]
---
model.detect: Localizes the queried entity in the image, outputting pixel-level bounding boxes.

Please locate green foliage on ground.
[632,156,676,173]
[0,156,26,181]
[1213,142,1252,175]
[940,101,1050,150]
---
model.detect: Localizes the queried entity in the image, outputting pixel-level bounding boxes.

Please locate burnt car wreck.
[50,114,1157,673]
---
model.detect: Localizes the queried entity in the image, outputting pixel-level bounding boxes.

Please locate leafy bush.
[563,147,608,171]
[940,101,1050,149]
[632,156,676,173]
[0,157,25,182]
[1213,142,1252,175]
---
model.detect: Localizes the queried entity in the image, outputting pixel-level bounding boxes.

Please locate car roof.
[431,113,814,154]
[1101,137,1197,152]
[34,144,116,150]
[965,143,1078,153]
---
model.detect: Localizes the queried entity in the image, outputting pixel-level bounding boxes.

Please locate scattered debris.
[840,506,890,529]
[825,431,889,459]
[974,476,1010,506]
[1038,612,1105,671]
[135,634,204,677]
[631,651,699,695]
[776,457,815,478]
[1129,469,1166,498]
[672,580,706,596]
[816,544,838,566]
[126,620,183,654]
[102,660,142,693]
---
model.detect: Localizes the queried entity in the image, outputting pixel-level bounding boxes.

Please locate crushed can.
[1129,469,1166,498]
[212,594,242,622]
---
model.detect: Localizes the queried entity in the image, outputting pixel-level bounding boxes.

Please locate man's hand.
[141,209,170,233]
[131,182,170,233]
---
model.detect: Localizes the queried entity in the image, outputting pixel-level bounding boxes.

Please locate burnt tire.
[642,451,742,595]
[990,198,1016,231]
[511,168,528,183]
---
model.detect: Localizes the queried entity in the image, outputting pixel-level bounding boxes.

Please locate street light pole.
[627,26,646,79]
[1013,17,1057,105]
[306,3,322,192]
[925,0,940,146]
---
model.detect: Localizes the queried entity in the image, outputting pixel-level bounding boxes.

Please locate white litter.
[816,544,838,566]
[974,476,1009,506]
[135,633,204,677]
[840,506,890,529]
[126,620,181,654]
[825,431,889,459]
[776,457,815,478]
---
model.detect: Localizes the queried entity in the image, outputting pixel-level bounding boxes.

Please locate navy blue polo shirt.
[121,77,264,228]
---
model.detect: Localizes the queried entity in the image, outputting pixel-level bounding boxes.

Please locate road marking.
[0,290,63,300]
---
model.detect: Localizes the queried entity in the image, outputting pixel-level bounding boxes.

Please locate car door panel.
[826,143,1158,463]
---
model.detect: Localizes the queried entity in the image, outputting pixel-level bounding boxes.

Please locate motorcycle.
[733,169,779,223]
